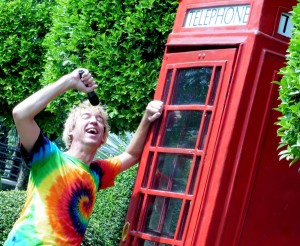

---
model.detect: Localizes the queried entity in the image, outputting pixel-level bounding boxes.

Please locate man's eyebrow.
[80,112,91,116]
[81,112,103,121]
[80,111,91,114]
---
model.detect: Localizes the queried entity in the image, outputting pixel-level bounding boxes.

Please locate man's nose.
[89,115,98,123]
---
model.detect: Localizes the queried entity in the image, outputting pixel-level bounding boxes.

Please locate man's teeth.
[87,129,98,134]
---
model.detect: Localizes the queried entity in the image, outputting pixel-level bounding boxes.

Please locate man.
[4,68,163,246]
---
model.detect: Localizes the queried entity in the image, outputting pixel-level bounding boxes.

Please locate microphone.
[79,70,99,106]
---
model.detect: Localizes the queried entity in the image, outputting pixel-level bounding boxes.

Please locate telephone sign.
[184,4,251,28]
[278,12,293,37]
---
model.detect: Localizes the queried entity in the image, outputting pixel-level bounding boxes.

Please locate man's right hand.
[68,69,98,94]
[12,68,96,153]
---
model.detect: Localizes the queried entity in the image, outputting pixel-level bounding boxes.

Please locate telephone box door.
[122,48,237,245]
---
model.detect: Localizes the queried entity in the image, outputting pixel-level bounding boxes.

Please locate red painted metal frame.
[122,49,236,245]
[121,0,299,245]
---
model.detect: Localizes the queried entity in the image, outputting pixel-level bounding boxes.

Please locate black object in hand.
[79,70,99,106]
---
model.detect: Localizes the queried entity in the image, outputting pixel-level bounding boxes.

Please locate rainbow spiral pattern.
[4,133,121,246]
[46,171,96,244]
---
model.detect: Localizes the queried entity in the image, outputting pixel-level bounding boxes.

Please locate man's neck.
[65,146,97,165]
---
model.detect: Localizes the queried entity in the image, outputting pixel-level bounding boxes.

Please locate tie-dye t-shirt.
[4,132,121,246]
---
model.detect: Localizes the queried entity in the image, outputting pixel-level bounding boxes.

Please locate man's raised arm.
[12,68,96,153]
[118,100,164,172]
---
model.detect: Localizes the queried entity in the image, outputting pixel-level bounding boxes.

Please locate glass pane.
[171,67,213,105]
[188,157,201,195]
[209,66,221,105]
[139,240,171,246]
[133,194,145,231]
[198,111,212,150]
[177,201,190,240]
[144,196,182,239]
[142,240,155,246]
[152,153,192,193]
[142,152,154,188]
[161,110,202,148]
[151,69,173,147]
[162,69,173,103]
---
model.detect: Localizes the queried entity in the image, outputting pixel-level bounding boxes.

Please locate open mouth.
[86,128,98,135]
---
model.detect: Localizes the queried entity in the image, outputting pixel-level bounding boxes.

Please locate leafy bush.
[276,3,300,166]
[0,0,178,139]
[0,0,54,129]
[0,190,26,245]
[41,0,178,137]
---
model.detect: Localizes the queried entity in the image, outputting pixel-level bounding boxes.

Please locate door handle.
[121,221,130,242]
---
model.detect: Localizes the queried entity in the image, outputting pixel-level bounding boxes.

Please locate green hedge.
[276,2,300,166]
[0,190,26,245]
[0,166,137,246]
[0,0,54,129]
[41,0,178,137]
[0,0,178,139]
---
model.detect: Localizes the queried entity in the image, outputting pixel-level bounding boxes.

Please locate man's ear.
[68,134,73,144]
[98,136,105,147]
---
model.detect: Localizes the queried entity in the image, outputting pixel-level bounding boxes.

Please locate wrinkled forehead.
[79,108,101,115]
[77,108,104,121]
[74,105,100,115]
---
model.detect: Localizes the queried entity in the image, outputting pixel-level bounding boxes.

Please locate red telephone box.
[121,0,300,245]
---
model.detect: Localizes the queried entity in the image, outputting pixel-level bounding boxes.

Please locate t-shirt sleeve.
[93,157,122,190]
[19,131,56,168]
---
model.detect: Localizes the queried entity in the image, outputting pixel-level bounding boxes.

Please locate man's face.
[69,110,105,149]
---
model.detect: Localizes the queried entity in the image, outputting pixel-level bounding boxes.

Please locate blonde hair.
[62,100,110,149]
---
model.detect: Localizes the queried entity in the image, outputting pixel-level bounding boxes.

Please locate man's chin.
[85,138,103,148]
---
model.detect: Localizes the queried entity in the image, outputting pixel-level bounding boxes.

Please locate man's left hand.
[146,100,164,122]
